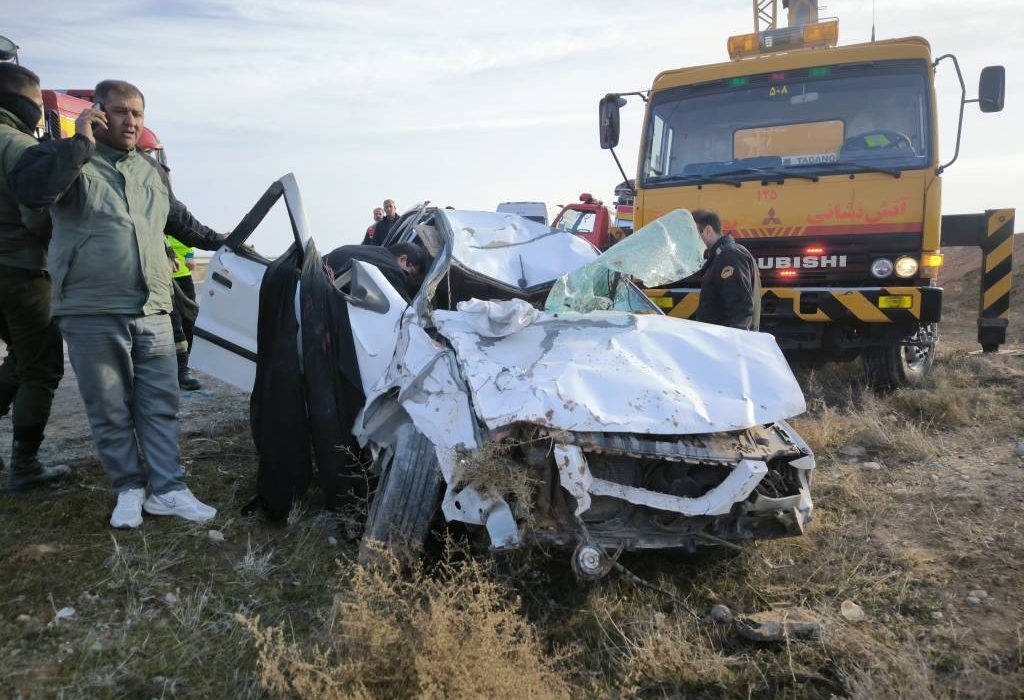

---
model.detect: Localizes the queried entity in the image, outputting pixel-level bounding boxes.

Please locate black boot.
[0,380,16,420]
[177,352,202,391]
[4,439,70,494]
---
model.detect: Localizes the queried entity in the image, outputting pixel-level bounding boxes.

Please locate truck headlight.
[894,256,919,278]
[870,258,894,278]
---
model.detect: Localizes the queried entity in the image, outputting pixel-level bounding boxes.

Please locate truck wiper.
[793,161,902,178]
[647,173,742,188]
[714,166,819,183]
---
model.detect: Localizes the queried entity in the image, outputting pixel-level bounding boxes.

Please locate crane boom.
[753,0,819,32]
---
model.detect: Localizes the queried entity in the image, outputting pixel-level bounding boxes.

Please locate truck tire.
[359,424,443,566]
[862,324,936,389]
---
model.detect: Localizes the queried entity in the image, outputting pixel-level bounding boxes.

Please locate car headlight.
[894,256,919,278]
[870,258,894,278]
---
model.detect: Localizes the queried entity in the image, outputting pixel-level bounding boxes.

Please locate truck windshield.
[642,59,931,185]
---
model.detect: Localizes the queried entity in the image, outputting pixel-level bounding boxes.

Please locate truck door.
[191,174,312,392]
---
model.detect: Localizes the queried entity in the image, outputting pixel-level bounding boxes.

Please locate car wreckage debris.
[192,180,817,574]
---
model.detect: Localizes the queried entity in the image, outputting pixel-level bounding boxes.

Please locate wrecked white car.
[193,175,815,577]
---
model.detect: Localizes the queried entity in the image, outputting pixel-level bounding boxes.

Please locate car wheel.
[358,424,443,566]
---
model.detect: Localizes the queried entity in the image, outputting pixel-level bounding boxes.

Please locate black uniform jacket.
[694,234,762,331]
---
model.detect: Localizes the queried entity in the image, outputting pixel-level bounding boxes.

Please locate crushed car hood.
[433,299,806,435]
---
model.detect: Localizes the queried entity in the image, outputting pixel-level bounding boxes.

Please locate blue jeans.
[58,314,184,495]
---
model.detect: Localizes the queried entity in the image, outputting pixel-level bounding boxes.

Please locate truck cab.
[600,20,1009,387]
[552,193,613,250]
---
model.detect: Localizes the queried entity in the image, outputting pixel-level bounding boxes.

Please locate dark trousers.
[0,265,64,443]
[177,275,197,352]
[170,275,197,355]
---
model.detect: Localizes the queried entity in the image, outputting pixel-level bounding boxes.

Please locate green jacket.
[0,108,50,271]
[167,235,195,279]
[8,134,224,316]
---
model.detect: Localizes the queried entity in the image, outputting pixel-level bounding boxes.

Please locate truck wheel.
[358,424,443,566]
[862,324,937,389]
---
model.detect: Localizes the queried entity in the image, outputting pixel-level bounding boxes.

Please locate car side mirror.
[978,65,1005,113]
[343,263,391,314]
[599,94,626,149]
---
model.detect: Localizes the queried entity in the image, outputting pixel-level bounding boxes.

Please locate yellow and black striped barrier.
[979,210,1014,349]
[646,286,941,324]
[942,208,1015,350]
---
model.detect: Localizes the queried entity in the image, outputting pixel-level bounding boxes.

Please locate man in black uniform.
[0,63,70,491]
[692,209,761,331]
[322,241,427,300]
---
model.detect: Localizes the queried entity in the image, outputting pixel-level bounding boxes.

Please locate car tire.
[358,424,443,566]
[862,325,936,389]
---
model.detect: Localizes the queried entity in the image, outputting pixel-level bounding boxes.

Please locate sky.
[5,0,1021,253]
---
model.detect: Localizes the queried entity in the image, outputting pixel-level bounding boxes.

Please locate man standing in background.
[371,198,400,245]
[692,209,761,331]
[361,206,384,245]
[167,235,201,390]
[0,63,70,493]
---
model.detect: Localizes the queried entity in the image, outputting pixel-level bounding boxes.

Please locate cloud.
[5,0,1020,250]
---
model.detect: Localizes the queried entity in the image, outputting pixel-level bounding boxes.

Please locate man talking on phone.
[9,80,226,529]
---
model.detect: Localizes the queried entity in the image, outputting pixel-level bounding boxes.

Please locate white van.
[496,201,554,226]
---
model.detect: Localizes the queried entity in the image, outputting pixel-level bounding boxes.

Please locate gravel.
[0,341,249,467]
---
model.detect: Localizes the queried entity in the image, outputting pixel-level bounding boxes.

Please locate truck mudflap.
[647,285,942,324]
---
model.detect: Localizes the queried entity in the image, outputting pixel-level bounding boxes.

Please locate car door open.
[191,174,312,392]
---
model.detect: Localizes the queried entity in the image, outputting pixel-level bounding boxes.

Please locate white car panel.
[445,210,598,289]
[191,248,266,392]
[433,298,806,435]
[346,261,409,397]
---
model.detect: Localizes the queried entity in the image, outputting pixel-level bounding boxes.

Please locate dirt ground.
[1,263,1022,698]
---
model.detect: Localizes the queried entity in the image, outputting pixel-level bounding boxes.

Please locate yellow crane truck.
[598,5,1011,387]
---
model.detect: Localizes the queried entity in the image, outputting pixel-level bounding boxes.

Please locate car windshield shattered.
[192,176,816,578]
[545,208,706,313]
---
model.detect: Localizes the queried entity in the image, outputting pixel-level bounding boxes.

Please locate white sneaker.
[143,488,217,522]
[110,488,146,529]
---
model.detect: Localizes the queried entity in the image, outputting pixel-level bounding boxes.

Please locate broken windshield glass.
[544,209,705,313]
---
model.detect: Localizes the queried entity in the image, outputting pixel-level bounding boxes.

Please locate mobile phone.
[92,101,104,112]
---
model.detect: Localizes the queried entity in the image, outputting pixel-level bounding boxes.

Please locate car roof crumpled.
[442,209,597,290]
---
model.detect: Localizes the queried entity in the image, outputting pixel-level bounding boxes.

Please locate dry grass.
[791,348,1018,463]
[4,345,1024,698]
[239,542,571,699]
[453,441,539,525]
